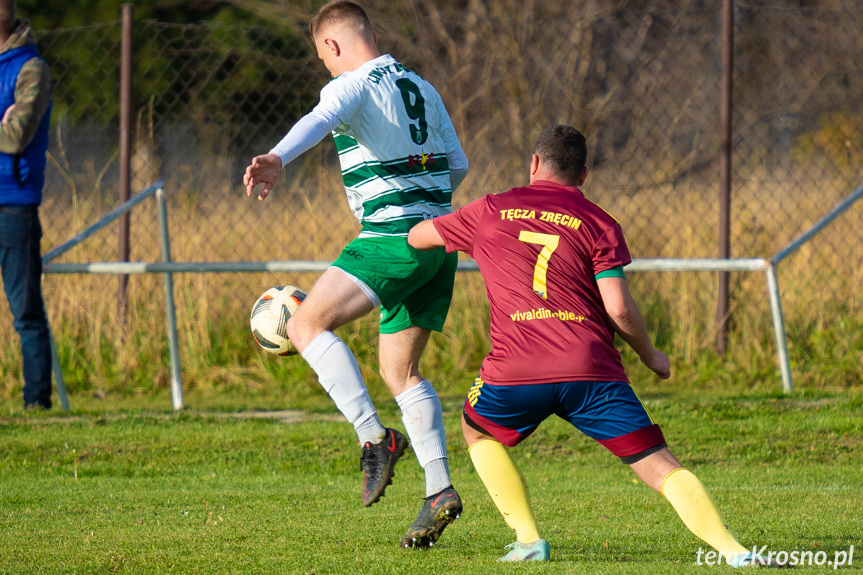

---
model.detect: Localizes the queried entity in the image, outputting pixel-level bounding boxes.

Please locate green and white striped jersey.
[319,55,466,238]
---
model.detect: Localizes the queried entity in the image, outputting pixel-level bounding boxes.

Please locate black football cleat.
[400,486,462,548]
[360,428,408,507]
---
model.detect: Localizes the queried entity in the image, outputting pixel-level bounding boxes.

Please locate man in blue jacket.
[0,0,54,409]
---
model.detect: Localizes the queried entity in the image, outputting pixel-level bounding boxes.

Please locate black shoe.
[400,486,462,548]
[24,401,50,411]
[360,428,408,507]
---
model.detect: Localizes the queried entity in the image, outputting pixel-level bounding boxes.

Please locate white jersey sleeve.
[268,104,342,168]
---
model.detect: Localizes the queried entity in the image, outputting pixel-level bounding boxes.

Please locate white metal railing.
[43,182,863,408]
[43,180,183,411]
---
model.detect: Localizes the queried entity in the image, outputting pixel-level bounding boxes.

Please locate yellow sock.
[661,468,749,560]
[468,439,541,543]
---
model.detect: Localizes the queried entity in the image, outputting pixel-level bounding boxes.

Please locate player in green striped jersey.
[243,1,468,548]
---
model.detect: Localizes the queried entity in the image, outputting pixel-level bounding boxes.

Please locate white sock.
[395,380,451,496]
[301,331,385,445]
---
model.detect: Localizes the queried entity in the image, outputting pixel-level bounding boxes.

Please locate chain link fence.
[3,1,859,392]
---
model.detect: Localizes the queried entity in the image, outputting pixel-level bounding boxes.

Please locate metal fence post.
[156,187,184,411]
[716,0,734,354]
[117,4,134,324]
[765,265,793,394]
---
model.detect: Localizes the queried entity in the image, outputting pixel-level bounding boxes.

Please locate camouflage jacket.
[0,19,52,155]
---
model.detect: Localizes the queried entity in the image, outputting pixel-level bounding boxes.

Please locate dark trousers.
[0,205,52,408]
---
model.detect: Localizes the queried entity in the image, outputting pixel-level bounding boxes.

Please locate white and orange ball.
[250,285,307,355]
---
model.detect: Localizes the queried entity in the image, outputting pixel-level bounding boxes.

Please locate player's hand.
[243,153,281,201]
[2,104,15,124]
[642,348,671,380]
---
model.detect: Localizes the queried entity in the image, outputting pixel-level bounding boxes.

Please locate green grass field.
[0,170,859,573]
[1,387,861,574]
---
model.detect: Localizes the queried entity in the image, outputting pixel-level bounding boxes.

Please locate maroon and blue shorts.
[463,377,666,460]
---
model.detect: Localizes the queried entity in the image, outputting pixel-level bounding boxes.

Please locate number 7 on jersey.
[518,230,560,299]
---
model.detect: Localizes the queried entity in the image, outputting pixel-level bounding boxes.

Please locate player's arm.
[0,59,51,154]
[434,92,469,191]
[447,146,468,191]
[597,275,670,379]
[245,78,361,200]
[408,219,445,251]
[411,196,484,253]
[243,106,341,201]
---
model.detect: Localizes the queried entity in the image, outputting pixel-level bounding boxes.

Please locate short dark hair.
[532,125,588,183]
[309,1,372,40]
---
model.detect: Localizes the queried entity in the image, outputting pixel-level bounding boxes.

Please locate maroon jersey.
[433,180,631,385]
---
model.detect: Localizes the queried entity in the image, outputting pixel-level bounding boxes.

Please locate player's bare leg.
[627,446,682,492]
[380,327,461,548]
[629,447,756,566]
[378,326,429,396]
[380,327,449,497]
[462,416,549,562]
[286,267,375,352]
[286,267,406,506]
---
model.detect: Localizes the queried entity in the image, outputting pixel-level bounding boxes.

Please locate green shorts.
[332,236,457,334]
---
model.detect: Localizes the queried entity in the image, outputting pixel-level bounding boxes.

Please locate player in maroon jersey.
[408,126,767,566]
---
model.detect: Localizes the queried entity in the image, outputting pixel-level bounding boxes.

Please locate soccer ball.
[250,285,307,355]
